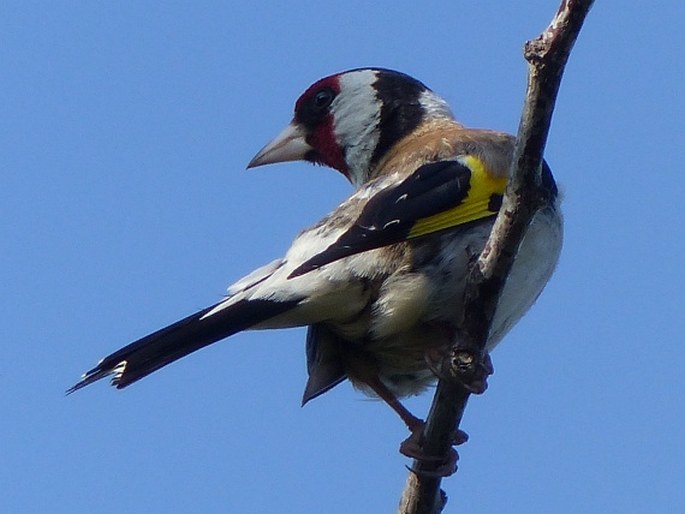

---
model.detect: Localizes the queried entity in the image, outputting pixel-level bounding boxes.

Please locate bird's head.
[247,68,456,188]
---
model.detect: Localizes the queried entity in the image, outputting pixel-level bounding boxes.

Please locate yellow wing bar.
[409,155,507,239]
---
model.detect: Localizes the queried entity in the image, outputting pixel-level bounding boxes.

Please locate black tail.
[67,298,300,393]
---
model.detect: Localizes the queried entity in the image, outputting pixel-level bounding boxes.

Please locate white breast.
[488,202,564,348]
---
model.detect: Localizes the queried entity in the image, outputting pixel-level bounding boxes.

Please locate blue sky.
[2,1,684,512]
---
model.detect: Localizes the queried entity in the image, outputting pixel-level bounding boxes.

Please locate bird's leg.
[362,375,467,476]
[363,375,424,431]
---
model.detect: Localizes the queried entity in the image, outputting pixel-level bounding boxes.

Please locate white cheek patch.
[333,70,383,187]
[418,89,454,120]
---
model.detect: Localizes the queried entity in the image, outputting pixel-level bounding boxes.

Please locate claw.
[425,347,494,394]
[451,428,469,445]
[399,421,467,477]
[406,448,459,478]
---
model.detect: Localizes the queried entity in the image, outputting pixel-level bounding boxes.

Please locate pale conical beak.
[247,122,312,169]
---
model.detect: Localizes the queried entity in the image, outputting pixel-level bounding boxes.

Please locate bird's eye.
[313,88,334,111]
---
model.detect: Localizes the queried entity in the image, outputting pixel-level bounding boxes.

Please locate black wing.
[290,158,505,278]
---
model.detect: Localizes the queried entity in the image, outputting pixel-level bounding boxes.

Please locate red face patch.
[307,117,348,175]
[293,75,349,177]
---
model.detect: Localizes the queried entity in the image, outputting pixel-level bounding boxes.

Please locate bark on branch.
[398,1,594,512]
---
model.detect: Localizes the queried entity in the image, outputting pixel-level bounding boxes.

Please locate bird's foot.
[360,374,468,477]
[405,449,459,478]
[425,347,494,394]
[399,420,468,477]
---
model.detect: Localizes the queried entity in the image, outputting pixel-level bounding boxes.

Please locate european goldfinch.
[69,68,562,458]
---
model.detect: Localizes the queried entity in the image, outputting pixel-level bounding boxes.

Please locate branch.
[398,1,594,512]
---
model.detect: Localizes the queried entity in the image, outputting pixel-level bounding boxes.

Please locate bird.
[68,68,562,468]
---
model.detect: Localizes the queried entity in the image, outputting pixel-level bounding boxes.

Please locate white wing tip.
[110,360,128,384]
